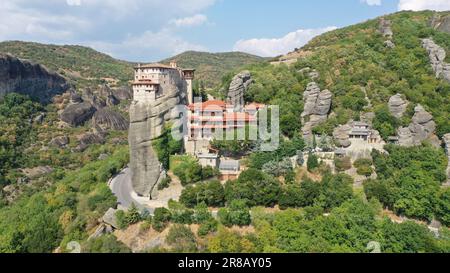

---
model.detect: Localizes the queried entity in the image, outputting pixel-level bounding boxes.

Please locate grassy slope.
[0,41,134,87]
[161,51,266,88]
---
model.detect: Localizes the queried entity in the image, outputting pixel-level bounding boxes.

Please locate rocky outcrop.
[379,17,395,48]
[388,94,408,119]
[60,101,96,126]
[129,74,186,198]
[333,124,352,148]
[397,105,438,147]
[112,86,133,101]
[443,134,450,182]
[422,38,450,82]
[92,108,129,131]
[298,67,319,80]
[227,71,252,111]
[74,126,106,152]
[0,54,68,103]
[50,135,69,148]
[22,166,53,180]
[379,17,393,37]
[430,13,450,34]
[301,82,332,139]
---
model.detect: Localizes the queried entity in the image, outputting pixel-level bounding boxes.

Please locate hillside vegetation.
[162,51,266,88]
[0,41,134,88]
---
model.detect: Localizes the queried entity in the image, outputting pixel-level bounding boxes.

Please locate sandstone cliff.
[129,75,187,198]
[0,54,68,103]
[227,71,252,111]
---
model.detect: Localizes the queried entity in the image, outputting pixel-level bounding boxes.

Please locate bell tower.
[183,69,195,105]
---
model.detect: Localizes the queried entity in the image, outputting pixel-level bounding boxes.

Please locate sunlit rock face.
[301,82,332,140]
[388,94,408,119]
[227,71,252,111]
[129,72,187,198]
[422,38,450,83]
[0,54,68,103]
[397,105,439,147]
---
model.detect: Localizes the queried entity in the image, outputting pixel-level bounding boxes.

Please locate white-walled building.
[132,61,195,104]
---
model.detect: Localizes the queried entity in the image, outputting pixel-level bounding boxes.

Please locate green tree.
[224,169,281,207]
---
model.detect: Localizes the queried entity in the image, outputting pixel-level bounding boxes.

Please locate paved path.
[109,167,154,213]
[109,168,183,214]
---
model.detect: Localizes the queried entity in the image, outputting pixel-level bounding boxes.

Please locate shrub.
[166,225,197,252]
[180,180,225,208]
[334,156,352,172]
[153,207,172,232]
[307,153,319,172]
[218,200,251,227]
[198,219,219,237]
[157,177,172,191]
[224,169,281,207]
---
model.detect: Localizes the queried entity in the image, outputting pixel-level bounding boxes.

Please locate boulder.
[0,54,68,103]
[397,105,437,147]
[60,102,97,126]
[388,94,408,119]
[333,124,352,148]
[227,71,252,111]
[92,108,129,131]
[384,40,396,49]
[430,13,450,34]
[112,86,133,101]
[102,208,119,229]
[34,113,45,124]
[49,135,69,148]
[21,166,53,180]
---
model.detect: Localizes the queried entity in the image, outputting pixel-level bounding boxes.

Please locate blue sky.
[0,0,449,61]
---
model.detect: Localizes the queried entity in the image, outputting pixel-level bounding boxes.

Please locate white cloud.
[89,28,207,61]
[0,0,216,60]
[170,14,208,28]
[233,27,337,57]
[361,0,382,6]
[398,0,450,11]
[66,0,81,6]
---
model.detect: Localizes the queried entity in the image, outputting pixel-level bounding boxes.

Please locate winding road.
[109,167,154,212]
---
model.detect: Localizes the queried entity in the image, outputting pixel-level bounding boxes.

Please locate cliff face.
[128,75,187,198]
[0,54,68,103]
